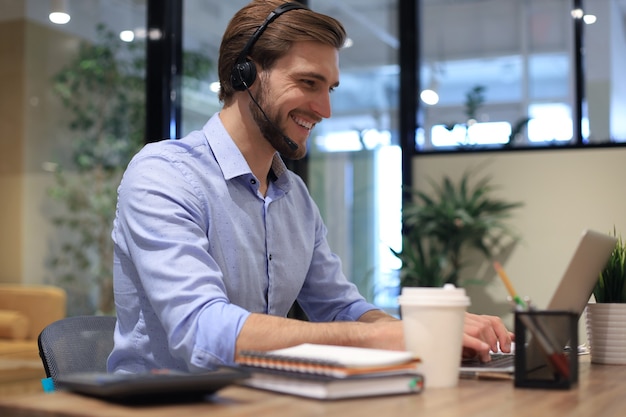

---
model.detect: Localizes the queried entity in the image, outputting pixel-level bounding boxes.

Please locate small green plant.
[464,85,486,122]
[392,167,523,288]
[442,85,530,148]
[593,229,626,303]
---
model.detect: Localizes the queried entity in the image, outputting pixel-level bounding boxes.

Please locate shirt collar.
[202,113,291,191]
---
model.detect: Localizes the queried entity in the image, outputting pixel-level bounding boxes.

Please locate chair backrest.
[38,315,117,382]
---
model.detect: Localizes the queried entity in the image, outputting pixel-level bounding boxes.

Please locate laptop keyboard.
[461,353,514,369]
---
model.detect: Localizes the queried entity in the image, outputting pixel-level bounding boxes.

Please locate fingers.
[463,313,513,361]
[462,334,491,362]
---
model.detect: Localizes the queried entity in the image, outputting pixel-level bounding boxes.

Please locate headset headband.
[234,2,307,67]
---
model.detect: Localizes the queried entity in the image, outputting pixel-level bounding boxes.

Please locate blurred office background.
[1,0,626,327]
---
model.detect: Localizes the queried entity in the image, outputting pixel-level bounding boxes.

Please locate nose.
[311,91,332,119]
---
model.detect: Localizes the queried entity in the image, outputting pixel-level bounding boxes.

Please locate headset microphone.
[244,83,299,151]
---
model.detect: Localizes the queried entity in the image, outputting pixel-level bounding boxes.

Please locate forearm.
[236,313,366,353]
[235,312,404,354]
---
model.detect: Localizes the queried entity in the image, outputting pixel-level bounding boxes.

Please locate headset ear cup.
[231,59,257,91]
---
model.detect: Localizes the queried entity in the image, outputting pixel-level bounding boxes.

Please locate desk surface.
[0,357,624,417]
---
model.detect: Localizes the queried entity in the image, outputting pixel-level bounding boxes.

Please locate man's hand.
[359,310,513,360]
[461,312,513,362]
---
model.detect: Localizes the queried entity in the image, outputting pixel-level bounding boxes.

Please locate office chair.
[38,315,117,383]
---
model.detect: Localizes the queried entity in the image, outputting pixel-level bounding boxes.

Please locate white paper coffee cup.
[398,284,470,388]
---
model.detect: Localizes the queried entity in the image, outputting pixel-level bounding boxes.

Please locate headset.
[230,2,308,91]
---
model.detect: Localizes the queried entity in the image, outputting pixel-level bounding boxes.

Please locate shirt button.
[250,179,257,185]
[268,254,273,261]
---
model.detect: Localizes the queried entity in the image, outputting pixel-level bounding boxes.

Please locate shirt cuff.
[190,301,251,369]
[334,300,381,322]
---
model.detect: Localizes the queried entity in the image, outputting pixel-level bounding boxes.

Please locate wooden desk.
[0,357,623,417]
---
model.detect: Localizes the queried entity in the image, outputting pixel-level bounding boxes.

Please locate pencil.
[493,261,570,379]
[493,261,527,309]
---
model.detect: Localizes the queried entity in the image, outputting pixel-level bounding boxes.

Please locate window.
[527,103,574,143]
[416,0,625,152]
[431,121,512,147]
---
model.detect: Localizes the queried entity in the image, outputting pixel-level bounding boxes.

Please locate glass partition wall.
[0,0,401,313]
[306,1,401,307]
[0,0,148,314]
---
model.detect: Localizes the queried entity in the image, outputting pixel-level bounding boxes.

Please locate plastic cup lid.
[398,283,470,307]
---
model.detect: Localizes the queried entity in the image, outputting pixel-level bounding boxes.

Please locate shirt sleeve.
[114,149,249,368]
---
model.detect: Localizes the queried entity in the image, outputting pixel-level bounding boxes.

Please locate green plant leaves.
[394,168,523,288]
[593,229,626,303]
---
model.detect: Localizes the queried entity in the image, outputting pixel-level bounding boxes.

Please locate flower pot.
[585,303,626,365]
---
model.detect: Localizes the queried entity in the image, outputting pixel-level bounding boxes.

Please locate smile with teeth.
[292,115,315,131]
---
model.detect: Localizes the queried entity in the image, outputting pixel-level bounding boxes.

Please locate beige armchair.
[0,284,66,360]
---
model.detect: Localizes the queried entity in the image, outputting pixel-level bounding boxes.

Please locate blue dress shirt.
[108,114,378,373]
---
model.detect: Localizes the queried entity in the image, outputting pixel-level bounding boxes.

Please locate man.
[108,0,511,373]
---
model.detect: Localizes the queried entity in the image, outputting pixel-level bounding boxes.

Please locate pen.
[460,371,514,381]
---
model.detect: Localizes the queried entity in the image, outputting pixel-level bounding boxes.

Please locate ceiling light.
[420,89,439,106]
[583,14,597,24]
[120,30,135,42]
[209,82,220,93]
[420,74,440,106]
[570,9,584,19]
[49,0,70,25]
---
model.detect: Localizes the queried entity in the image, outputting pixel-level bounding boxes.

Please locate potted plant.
[392,167,523,288]
[586,228,626,364]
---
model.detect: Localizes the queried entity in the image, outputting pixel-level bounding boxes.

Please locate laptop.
[460,229,617,376]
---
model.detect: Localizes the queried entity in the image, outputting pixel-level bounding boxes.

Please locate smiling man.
[108,0,511,374]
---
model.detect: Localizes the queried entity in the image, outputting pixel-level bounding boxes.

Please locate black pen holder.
[514,310,578,389]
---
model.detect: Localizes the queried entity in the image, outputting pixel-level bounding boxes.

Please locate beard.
[248,84,305,160]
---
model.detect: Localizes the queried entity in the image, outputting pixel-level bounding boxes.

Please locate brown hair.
[218,0,346,105]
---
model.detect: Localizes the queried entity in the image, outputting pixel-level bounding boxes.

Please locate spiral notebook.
[235,344,423,399]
